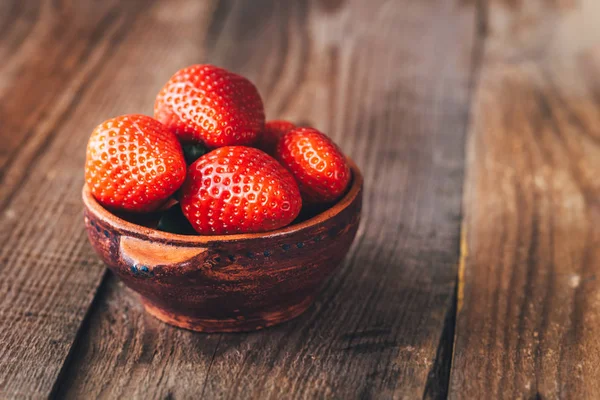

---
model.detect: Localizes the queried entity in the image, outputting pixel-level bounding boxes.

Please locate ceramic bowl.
[83,161,363,332]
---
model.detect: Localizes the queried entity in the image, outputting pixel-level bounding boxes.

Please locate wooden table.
[1,0,599,398]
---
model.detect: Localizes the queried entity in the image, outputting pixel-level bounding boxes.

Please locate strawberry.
[180,147,302,235]
[276,127,351,203]
[154,64,265,148]
[85,114,186,213]
[255,120,296,156]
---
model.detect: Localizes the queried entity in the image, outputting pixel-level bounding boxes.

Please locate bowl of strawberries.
[83,65,363,332]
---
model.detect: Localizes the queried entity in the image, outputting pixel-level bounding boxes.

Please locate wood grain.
[0,0,217,398]
[450,0,600,398]
[2,0,598,397]
[54,0,478,398]
[0,0,150,209]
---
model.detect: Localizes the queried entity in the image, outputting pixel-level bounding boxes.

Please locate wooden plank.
[56,0,478,398]
[0,0,147,208]
[450,0,600,398]
[0,0,219,398]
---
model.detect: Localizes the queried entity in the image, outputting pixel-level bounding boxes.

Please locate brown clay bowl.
[83,161,362,332]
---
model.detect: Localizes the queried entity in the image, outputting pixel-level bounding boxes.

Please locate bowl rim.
[83,159,363,244]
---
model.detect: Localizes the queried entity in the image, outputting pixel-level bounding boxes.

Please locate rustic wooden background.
[1,0,599,398]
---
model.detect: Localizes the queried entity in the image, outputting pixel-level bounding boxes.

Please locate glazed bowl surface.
[83,161,363,332]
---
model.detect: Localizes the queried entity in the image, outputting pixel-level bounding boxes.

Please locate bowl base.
[142,296,315,333]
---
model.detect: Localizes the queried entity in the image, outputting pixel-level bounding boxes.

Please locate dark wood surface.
[450,1,600,398]
[0,0,597,399]
[0,0,154,397]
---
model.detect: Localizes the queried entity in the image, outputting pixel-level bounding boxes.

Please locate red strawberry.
[255,120,296,156]
[276,127,351,203]
[180,147,302,235]
[154,64,265,148]
[85,114,186,212]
